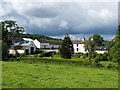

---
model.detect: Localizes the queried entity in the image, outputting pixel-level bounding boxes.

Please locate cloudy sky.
[1,0,119,40]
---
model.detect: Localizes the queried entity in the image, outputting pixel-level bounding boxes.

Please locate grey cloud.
[25,7,60,18]
[1,2,118,40]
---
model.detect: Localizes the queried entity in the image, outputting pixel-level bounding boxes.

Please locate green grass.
[2,61,118,88]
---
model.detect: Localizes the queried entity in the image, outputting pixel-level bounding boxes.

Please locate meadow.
[2,61,118,88]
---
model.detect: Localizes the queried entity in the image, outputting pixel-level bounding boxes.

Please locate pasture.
[2,61,118,88]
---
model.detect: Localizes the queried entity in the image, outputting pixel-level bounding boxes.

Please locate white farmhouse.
[72,40,86,53]
[9,40,36,55]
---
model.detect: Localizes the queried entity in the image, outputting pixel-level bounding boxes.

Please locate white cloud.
[59,20,68,29]
[28,17,51,28]
[88,9,114,25]
[0,2,12,16]
[1,1,118,39]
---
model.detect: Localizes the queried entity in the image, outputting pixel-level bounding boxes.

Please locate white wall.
[73,44,86,53]
[40,43,50,49]
[9,49,25,54]
[17,50,25,54]
[95,50,108,54]
[33,39,40,49]
[9,50,16,55]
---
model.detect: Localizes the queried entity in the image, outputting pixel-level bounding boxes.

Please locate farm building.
[9,40,36,55]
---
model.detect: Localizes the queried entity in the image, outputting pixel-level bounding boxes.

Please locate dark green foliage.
[106,63,117,69]
[84,34,104,59]
[89,52,97,59]
[109,25,120,62]
[39,51,56,57]
[1,41,9,60]
[34,50,44,54]
[99,53,108,61]
[73,53,82,58]
[84,40,95,53]
[91,34,104,46]
[1,20,24,46]
[59,35,74,59]
[92,56,100,66]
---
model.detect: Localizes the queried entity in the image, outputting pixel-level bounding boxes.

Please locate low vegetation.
[2,61,118,88]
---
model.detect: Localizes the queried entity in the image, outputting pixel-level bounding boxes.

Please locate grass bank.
[2,61,118,88]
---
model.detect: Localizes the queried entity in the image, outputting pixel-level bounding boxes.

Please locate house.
[9,40,36,55]
[22,38,61,49]
[95,46,109,54]
[23,38,40,49]
[72,40,87,53]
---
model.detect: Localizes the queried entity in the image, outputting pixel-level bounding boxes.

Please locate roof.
[72,40,84,44]
[39,40,61,45]
[10,46,28,50]
[22,38,33,41]
[13,40,33,46]
[95,46,109,51]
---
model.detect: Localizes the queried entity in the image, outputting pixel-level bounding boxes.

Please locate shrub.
[106,63,117,69]
[90,52,97,59]
[92,57,100,67]
[39,51,55,57]
[73,53,82,58]
[34,50,44,54]
[106,63,113,69]
[82,53,88,58]
[100,55,108,61]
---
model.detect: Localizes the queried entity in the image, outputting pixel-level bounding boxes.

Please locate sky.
[0,0,119,40]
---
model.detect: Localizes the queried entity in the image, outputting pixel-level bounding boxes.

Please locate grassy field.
[2,61,118,88]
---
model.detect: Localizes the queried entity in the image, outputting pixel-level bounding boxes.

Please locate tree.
[90,34,104,46]
[59,34,74,59]
[0,40,9,60]
[1,20,24,46]
[109,25,120,62]
[84,34,104,59]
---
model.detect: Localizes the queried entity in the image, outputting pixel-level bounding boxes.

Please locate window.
[77,48,79,51]
[77,44,78,47]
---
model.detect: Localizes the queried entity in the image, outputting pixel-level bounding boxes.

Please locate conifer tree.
[59,34,74,59]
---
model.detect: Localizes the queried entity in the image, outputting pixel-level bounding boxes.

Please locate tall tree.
[84,34,104,53]
[1,20,24,46]
[90,34,104,46]
[59,34,74,59]
[109,25,120,62]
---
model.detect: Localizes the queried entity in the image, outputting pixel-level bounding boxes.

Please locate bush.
[92,57,100,67]
[106,63,117,69]
[82,53,88,58]
[8,54,16,61]
[100,55,108,61]
[34,50,44,54]
[39,51,56,57]
[90,52,97,59]
[73,53,82,58]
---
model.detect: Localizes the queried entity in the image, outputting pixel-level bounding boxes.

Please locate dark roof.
[10,46,28,50]
[95,46,109,51]
[39,40,61,45]
[72,40,84,44]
